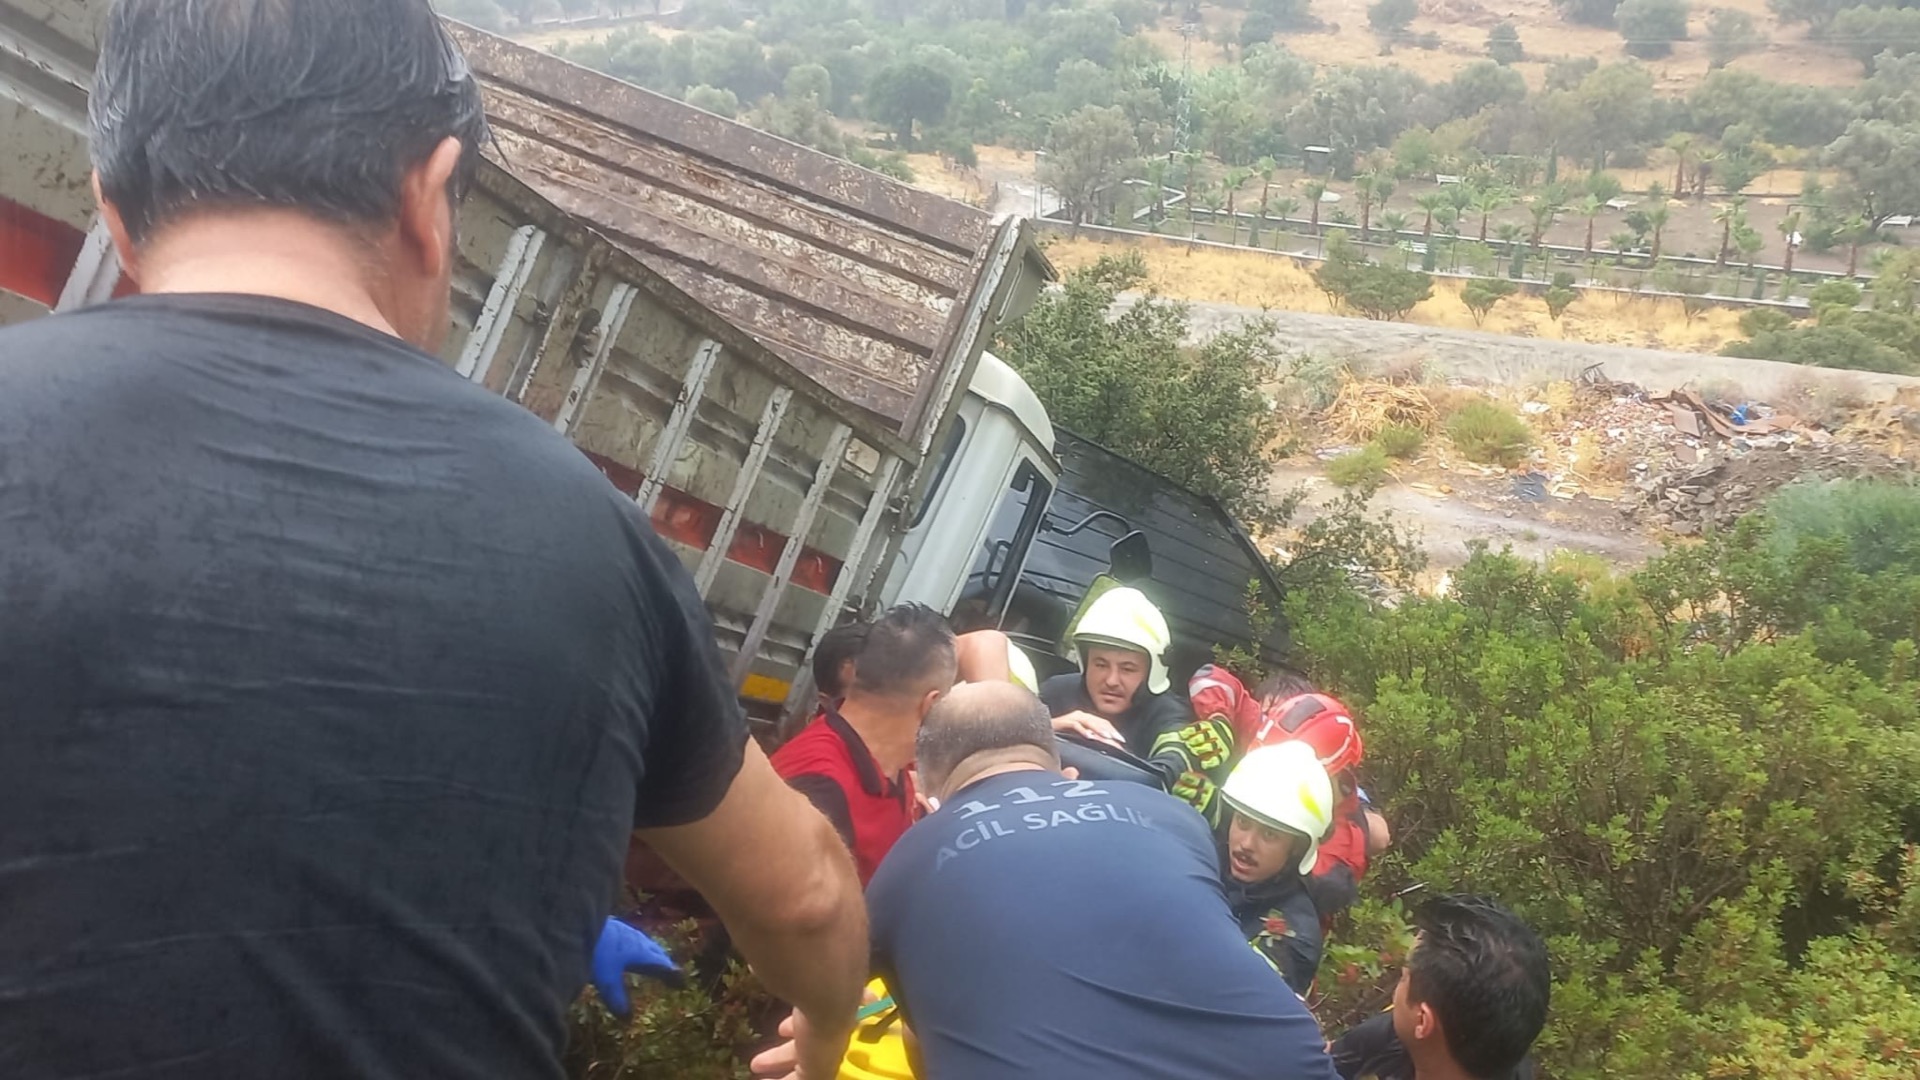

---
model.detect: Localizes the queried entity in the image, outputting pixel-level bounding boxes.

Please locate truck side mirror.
[1108,531,1152,583]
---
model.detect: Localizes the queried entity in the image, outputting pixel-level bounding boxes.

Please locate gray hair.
[915,681,1057,792]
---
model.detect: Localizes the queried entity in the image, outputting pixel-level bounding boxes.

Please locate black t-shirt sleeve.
[628,526,750,829]
[785,773,857,852]
[1330,1014,1412,1080]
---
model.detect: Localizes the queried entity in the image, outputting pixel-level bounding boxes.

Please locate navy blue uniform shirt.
[867,767,1336,1080]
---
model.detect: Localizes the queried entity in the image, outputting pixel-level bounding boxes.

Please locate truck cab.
[882,352,1059,630]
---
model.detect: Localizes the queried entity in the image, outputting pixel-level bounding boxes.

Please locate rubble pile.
[1619,443,1910,534]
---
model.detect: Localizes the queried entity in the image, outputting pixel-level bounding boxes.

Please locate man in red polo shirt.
[773,604,956,885]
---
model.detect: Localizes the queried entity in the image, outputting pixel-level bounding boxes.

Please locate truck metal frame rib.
[693,386,793,598]
[731,422,855,687]
[636,337,725,514]
[551,281,634,435]
[457,224,545,382]
[782,453,905,718]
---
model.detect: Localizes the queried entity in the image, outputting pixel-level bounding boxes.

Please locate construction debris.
[1617,443,1910,534]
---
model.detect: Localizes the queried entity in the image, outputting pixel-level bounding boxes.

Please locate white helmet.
[1006,641,1039,693]
[1071,586,1171,696]
[1220,741,1335,875]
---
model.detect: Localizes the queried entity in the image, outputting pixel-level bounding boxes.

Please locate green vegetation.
[1374,422,1426,459]
[1545,271,1579,321]
[995,254,1285,523]
[1460,276,1518,326]
[1487,21,1524,64]
[1298,481,1920,1079]
[565,919,769,1080]
[1327,444,1392,488]
[1704,7,1765,68]
[1446,400,1534,466]
[1723,274,1920,374]
[1617,0,1691,58]
[1316,232,1434,320]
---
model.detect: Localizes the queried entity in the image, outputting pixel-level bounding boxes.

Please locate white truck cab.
[882,352,1060,630]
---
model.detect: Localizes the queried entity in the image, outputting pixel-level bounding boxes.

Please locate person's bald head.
[916,681,1060,800]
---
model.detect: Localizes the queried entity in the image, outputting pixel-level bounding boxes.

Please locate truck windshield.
[955,459,1052,630]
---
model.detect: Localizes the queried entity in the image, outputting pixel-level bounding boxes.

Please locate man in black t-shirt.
[858,682,1335,1080]
[1331,895,1549,1080]
[0,3,866,1077]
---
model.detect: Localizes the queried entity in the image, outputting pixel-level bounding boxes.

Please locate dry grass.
[901,154,990,205]
[1045,235,1750,353]
[1327,378,1439,442]
[1189,0,1861,93]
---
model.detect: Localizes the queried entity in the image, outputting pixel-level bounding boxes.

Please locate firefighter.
[1218,741,1338,995]
[1039,586,1190,751]
[1191,666,1391,919]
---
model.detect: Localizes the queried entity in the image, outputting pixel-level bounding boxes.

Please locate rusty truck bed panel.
[446,23,1003,434]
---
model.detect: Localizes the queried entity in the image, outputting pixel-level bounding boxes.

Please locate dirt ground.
[1046,234,1755,353]
[1193,0,1862,93]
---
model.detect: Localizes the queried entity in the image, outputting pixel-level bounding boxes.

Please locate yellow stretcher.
[838,979,913,1080]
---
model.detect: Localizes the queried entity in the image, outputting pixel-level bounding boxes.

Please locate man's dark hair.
[1408,894,1551,1079]
[915,683,1056,788]
[850,603,955,697]
[812,621,869,700]
[91,0,490,243]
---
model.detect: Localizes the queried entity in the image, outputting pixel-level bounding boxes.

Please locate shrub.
[1445,400,1533,466]
[1487,20,1524,63]
[1765,477,1920,576]
[565,919,775,1080]
[1461,277,1518,326]
[1375,422,1427,458]
[1295,516,1920,1080]
[1738,306,1795,337]
[1809,279,1863,312]
[1327,444,1392,488]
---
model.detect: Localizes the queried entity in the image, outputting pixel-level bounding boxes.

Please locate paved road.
[1158,296,1920,403]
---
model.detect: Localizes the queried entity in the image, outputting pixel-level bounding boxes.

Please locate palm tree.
[1778,209,1803,277]
[1379,210,1411,242]
[1713,198,1746,268]
[1528,187,1567,250]
[1470,185,1510,244]
[1645,201,1672,264]
[1494,221,1526,255]
[1251,156,1278,243]
[1304,179,1329,233]
[1735,225,1765,279]
[1355,172,1382,241]
[1844,214,1871,277]
[1578,194,1605,257]
[1145,157,1169,226]
[1223,168,1253,245]
[1665,133,1696,197]
[1415,192,1448,243]
[1609,232,1638,261]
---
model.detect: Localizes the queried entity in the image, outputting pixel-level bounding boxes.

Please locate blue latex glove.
[591,917,682,1018]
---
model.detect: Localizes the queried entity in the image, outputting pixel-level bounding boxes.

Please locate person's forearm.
[724,810,867,1029]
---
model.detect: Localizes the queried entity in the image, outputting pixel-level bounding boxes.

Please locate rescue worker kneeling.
[1219,740,1337,996]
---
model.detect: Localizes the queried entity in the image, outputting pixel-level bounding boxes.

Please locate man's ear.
[1413,1002,1440,1042]
[916,687,944,723]
[396,136,464,280]
[92,173,140,284]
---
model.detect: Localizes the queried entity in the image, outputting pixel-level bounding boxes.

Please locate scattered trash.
[1512,472,1549,502]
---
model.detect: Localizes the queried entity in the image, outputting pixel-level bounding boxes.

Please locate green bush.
[1765,477,1920,577]
[1327,444,1392,488]
[1374,423,1426,459]
[1737,306,1795,337]
[1296,509,1920,1080]
[1445,400,1533,466]
[1809,279,1864,312]
[565,919,773,1080]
